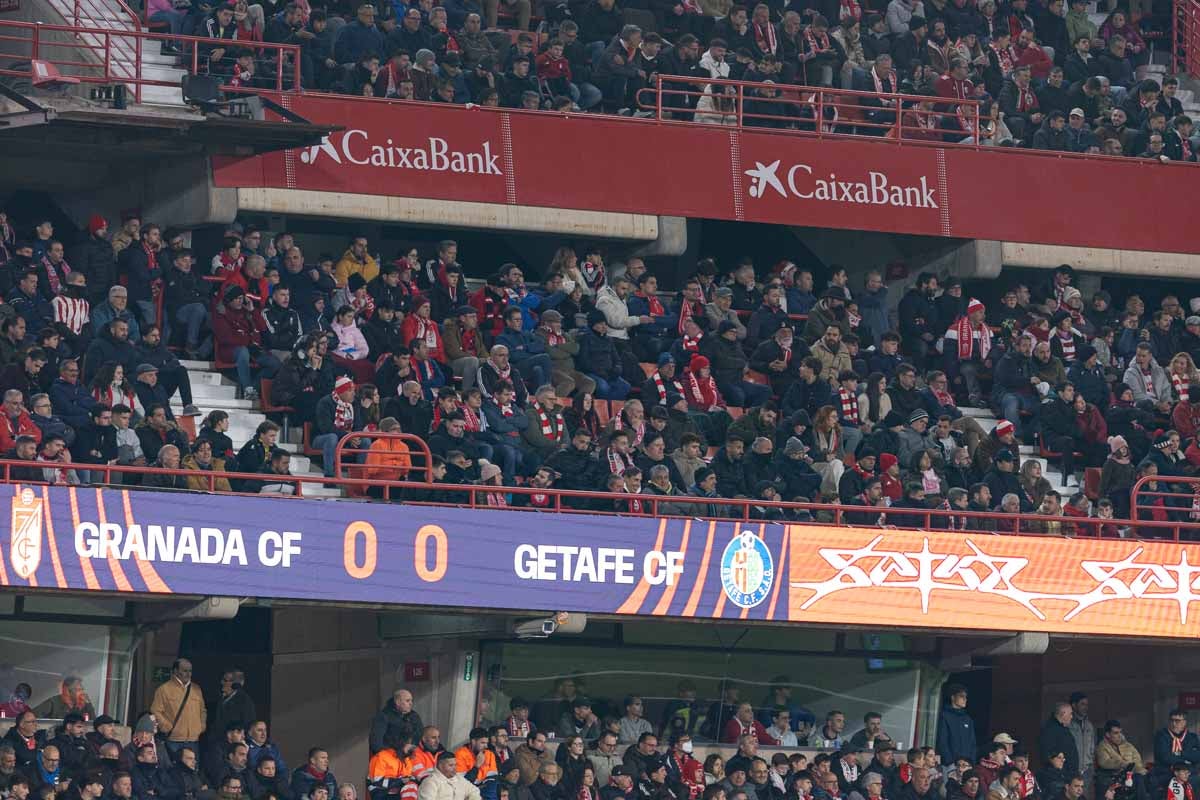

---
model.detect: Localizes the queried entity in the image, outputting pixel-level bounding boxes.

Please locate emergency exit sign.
[1179,693,1200,710]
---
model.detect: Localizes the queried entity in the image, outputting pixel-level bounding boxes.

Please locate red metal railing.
[1174,0,1200,76]
[639,74,983,146]
[1130,474,1200,538]
[0,20,301,103]
[3,441,1198,540]
[50,0,145,92]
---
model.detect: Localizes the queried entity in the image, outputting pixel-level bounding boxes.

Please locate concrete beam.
[236,188,661,241]
[1003,242,1200,279]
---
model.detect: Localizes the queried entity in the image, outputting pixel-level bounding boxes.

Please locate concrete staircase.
[43,0,189,107]
[958,406,1077,499]
[179,360,344,498]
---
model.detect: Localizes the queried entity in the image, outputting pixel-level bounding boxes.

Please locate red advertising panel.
[211,97,1200,255]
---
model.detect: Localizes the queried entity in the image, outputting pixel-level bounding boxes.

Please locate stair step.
[181,359,215,370]
[191,371,230,387]
[190,383,239,401]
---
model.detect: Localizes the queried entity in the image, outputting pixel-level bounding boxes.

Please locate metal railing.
[1174,0,1200,76]
[1131,474,1200,538]
[3,441,1198,540]
[0,20,301,103]
[638,74,983,145]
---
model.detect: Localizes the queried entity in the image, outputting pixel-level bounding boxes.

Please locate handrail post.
[816,89,824,138]
[134,28,141,103]
[736,84,744,128]
[655,72,663,121]
[32,22,40,60]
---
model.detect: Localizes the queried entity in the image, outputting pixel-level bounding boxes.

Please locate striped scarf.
[838,386,859,425]
[540,325,565,346]
[651,372,684,404]
[686,370,719,407]
[52,295,89,335]
[536,404,564,441]
[333,390,355,431]
[1173,372,1190,403]
[415,316,438,349]
[678,300,702,335]
[580,261,605,293]
[754,20,777,53]
[681,334,702,352]
[1056,331,1075,362]
[606,447,635,475]
[461,403,482,432]
[41,255,70,296]
[635,291,664,316]
[412,356,435,382]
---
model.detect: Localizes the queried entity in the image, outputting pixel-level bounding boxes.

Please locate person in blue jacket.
[936,684,977,767]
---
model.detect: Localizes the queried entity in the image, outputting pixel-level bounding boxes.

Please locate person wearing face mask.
[666,737,704,800]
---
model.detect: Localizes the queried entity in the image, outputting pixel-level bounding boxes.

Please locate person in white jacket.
[699,43,731,79]
[418,752,482,800]
[595,277,648,343]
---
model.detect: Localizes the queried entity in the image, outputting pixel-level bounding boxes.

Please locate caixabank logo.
[299,130,503,175]
[744,159,938,209]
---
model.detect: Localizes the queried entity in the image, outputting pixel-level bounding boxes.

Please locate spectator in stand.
[118,224,164,327]
[7,270,54,336]
[444,306,487,392]
[214,286,279,402]
[578,312,631,400]
[705,321,771,408]
[497,308,554,392]
[1040,704,1080,779]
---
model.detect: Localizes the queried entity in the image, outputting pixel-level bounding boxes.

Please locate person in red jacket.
[1173,387,1200,444]
[400,297,447,364]
[213,285,280,402]
[469,274,508,343]
[1013,29,1052,80]
[721,703,769,745]
[0,389,42,452]
[221,253,271,309]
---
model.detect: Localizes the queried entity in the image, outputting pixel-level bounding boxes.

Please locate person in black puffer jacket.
[69,215,119,308]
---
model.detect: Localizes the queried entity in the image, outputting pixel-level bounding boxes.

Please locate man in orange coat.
[369,734,417,800]
[365,417,412,498]
[455,728,499,800]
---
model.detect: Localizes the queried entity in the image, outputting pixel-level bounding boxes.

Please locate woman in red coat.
[400,296,447,364]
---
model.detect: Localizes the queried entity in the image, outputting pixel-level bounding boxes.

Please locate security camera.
[512,612,587,640]
[513,618,558,639]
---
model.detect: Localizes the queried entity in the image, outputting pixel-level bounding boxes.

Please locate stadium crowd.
[143,0,1194,153]
[0,210,1199,531]
[0,667,1193,800]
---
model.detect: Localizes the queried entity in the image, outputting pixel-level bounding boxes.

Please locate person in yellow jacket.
[335,237,380,288]
[456,728,499,800]
[148,658,206,758]
[369,734,418,800]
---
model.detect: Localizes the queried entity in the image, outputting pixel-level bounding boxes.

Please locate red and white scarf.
[41,256,70,296]
[536,404,564,442]
[412,356,436,383]
[681,333,702,353]
[991,43,1014,74]
[1173,372,1190,403]
[838,386,859,425]
[461,403,482,432]
[652,371,684,404]
[93,385,135,409]
[1016,84,1036,112]
[606,447,635,475]
[333,389,355,431]
[1141,368,1158,400]
[635,291,665,316]
[678,300,702,335]
[754,21,777,54]
[871,67,897,97]
[805,27,831,56]
[1168,778,1195,800]
[621,416,646,447]
[580,261,605,292]
[460,326,479,354]
[215,251,243,274]
[383,61,410,96]
[839,0,861,21]
[415,316,438,349]
[623,489,644,514]
[38,455,70,485]
[954,314,992,361]
[686,369,720,408]
[1056,330,1076,362]
[540,325,565,346]
[488,360,512,385]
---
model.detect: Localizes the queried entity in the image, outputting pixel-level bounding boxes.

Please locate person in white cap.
[941,298,992,408]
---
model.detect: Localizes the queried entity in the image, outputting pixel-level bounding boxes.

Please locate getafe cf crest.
[720,530,774,608]
[10,487,43,580]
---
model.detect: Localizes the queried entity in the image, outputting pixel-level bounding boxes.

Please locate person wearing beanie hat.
[897,408,931,466]
[1049,308,1085,365]
[577,309,631,401]
[312,375,358,478]
[212,279,280,402]
[838,445,877,503]
[642,352,685,408]
[1100,434,1136,519]
[876,452,902,501]
[1066,343,1107,408]
[69,213,118,307]
[943,297,992,408]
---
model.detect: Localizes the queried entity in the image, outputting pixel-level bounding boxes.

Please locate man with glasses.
[1154,711,1200,791]
[150,659,207,761]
